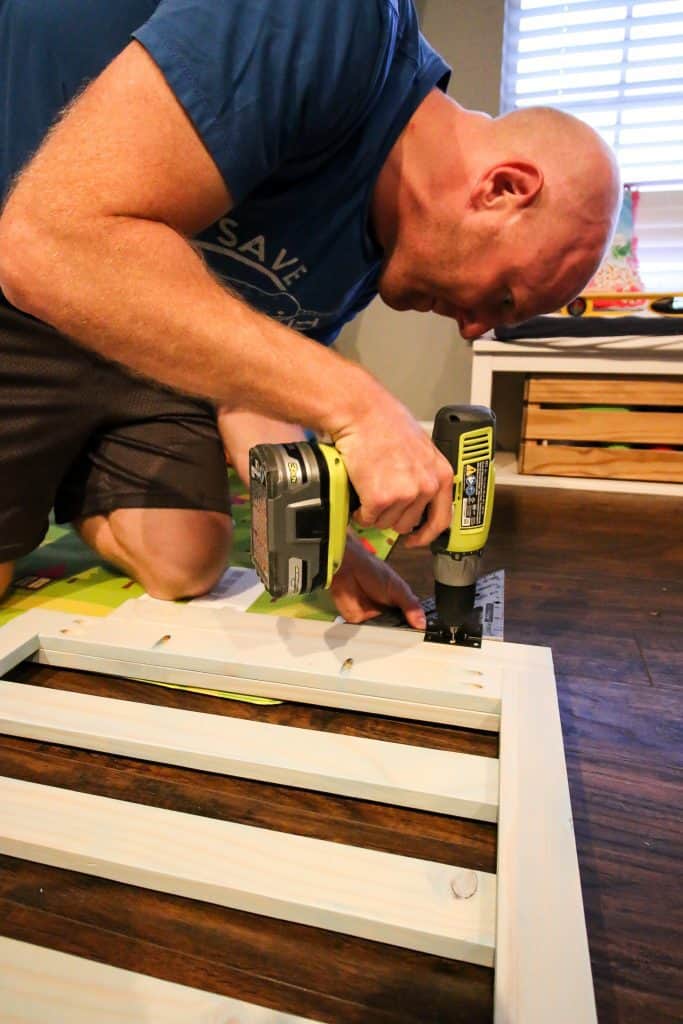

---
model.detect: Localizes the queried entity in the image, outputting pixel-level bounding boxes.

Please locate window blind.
[636,188,683,291]
[500,0,683,190]
[500,0,683,290]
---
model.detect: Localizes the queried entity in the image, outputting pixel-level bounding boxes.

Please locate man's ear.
[470,162,543,211]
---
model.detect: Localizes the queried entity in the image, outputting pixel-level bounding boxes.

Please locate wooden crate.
[519,375,683,483]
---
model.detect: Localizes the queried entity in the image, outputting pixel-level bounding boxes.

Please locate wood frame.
[0,605,597,1022]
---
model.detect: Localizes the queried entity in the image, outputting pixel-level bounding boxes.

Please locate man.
[0,0,619,623]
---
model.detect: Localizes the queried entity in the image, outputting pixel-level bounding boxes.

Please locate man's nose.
[458,314,490,340]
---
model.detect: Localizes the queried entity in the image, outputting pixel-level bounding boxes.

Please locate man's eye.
[500,292,515,318]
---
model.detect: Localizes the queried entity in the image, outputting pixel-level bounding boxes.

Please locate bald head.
[492,107,622,297]
[496,106,620,193]
[371,93,623,336]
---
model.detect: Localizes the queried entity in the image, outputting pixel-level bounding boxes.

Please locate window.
[501,0,683,291]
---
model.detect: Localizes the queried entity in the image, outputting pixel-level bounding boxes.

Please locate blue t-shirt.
[0,0,449,343]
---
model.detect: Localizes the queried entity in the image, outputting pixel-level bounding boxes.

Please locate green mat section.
[0,525,144,628]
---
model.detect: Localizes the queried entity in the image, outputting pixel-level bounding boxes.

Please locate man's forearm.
[0,209,374,438]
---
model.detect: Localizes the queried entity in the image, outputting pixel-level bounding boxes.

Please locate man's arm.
[217,409,308,488]
[0,42,452,544]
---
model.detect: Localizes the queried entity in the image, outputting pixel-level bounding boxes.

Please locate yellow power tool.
[249,404,495,647]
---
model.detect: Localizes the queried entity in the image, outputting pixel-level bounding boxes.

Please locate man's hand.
[330,392,454,549]
[330,533,426,629]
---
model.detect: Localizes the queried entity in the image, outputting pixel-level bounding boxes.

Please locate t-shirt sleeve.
[132,0,397,204]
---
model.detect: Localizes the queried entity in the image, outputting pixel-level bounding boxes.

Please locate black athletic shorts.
[0,303,230,562]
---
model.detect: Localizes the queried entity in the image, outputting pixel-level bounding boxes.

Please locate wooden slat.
[0,680,499,820]
[0,776,497,966]
[33,604,504,730]
[110,598,552,671]
[525,375,683,406]
[524,406,681,444]
[494,663,597,1024]
[0,936,319,1023]
[33,647,501,730]
[520,443,683,483]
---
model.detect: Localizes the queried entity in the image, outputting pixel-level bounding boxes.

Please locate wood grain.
[35,606,504,729]
[525,375,683,405]
[495,670,596,1023]
[520,443,683,483]
[524,406,682,444]
[0,859,494,1024]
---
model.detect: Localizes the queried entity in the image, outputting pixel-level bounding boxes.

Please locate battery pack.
[249,442,332,599]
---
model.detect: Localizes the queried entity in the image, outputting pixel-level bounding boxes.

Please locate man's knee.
[77,509,233,601]
[0,561,14,601]
[114,508,233,600]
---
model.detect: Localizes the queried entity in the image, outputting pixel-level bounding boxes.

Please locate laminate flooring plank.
[478,569,681,638]
[590,981,682,1024]
[569,758,680,872]
[568,757,682,1024]
[640,641,683,688]
[557,675,683,770]
[477,488,683,584]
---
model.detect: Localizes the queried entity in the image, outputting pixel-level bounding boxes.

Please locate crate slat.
[520,444,683,482]
[524,407,681,445]
[525,376,683,406]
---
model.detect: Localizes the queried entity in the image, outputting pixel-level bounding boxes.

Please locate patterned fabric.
[586,187,647,311]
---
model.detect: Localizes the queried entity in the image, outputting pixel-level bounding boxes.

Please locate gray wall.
[334,0,505,418]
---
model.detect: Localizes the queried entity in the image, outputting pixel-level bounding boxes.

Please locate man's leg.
[0,562,14,601]
[0,306,98,591]
[76,507,232,601]
[0,303,232,602]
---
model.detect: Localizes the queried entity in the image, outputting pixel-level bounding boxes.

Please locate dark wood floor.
[1,484,681,1023]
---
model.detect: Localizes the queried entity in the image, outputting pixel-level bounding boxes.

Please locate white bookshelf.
[468,331,683,497]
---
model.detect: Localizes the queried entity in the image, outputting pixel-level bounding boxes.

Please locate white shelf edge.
[471,333,683,355]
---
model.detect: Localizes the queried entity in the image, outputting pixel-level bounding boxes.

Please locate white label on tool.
[461,459,489,529]
[288,557,303,595]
